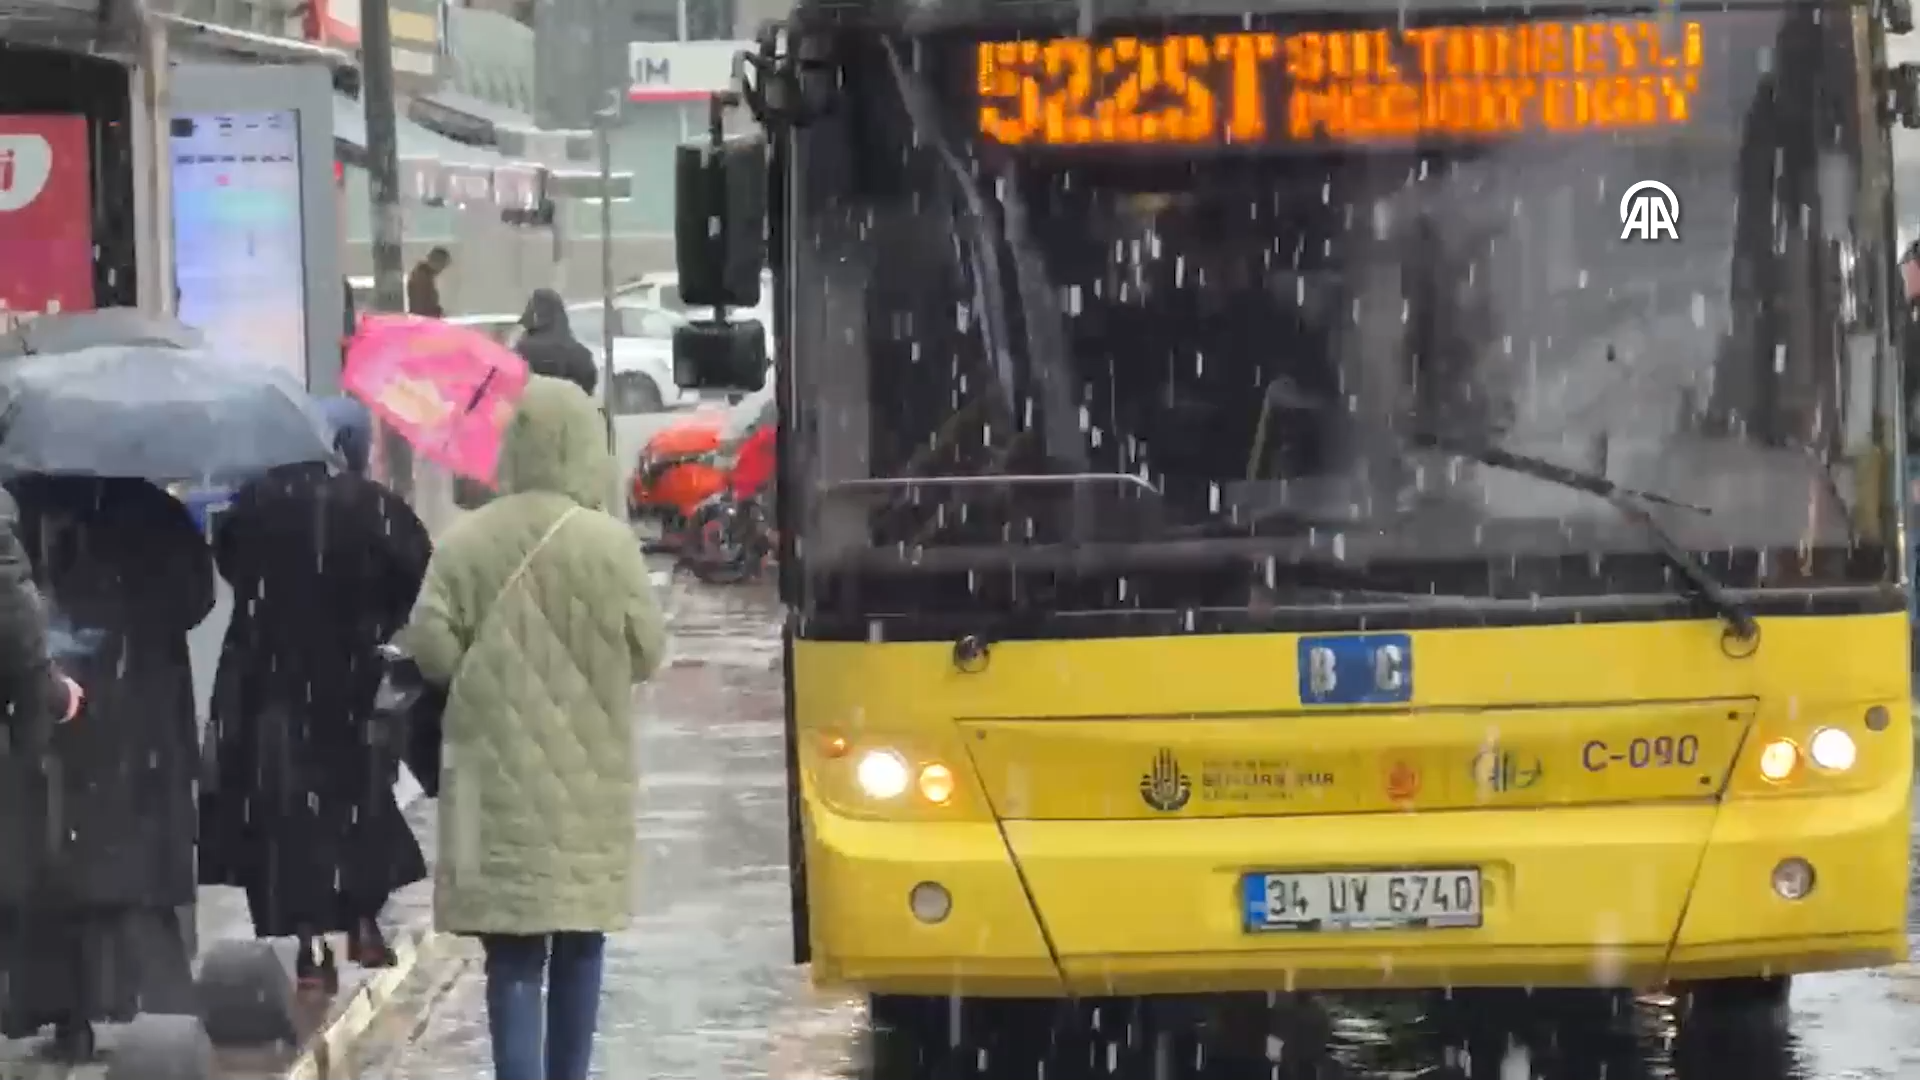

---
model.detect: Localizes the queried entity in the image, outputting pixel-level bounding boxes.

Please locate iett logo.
[1140,748,1191,812]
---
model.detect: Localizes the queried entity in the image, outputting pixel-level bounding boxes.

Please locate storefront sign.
[628,40,751,102]
[0,114,94,329]
[312,0,442,83]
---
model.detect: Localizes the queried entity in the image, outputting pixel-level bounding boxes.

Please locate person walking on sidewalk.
[407,248,452,318]
[400,375,667,1080]
[515,288,599,397]
[0,486,87,1055]
[198,397,433,992]
[0,476,210,1060]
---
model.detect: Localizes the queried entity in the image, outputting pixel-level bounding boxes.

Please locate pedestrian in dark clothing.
[0,476,210,1060]
[516,288,599,397]
[0,487,84,751]
[407,247,452,318]
[0,486,89,1057]
[198,396,432,992]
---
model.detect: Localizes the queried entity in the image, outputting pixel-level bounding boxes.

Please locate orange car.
[628,386,775,531]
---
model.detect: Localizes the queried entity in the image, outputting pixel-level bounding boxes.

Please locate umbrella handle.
[462,369,499,417]
[439,367,503,461]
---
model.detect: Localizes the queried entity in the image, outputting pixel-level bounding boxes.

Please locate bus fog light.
[1808,728,1857,772]
[856,750,911,799]
[1771,858,1816,900]
[909,882,952,924]
[1757,739,1799,782]
[918,763,956,804]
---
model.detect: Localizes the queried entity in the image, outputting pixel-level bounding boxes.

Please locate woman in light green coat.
[401,375,666,1080]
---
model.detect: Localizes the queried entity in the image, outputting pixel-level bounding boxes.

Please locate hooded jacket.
[399,376,666,934]
[516,289,599,398]
[319,395,374,474]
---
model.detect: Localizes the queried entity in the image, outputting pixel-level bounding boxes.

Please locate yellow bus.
[670,0,1917,1064]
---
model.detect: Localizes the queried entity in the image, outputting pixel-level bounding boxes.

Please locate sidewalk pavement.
[268,796,441,1080]
[0,797,441,1080]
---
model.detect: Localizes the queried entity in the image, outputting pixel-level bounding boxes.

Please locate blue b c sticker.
[1298,634,1414,706]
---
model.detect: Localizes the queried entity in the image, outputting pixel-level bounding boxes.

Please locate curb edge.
[282,928,441,1080]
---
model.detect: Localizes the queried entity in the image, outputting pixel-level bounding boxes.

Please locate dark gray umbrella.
[0,308,204,359]
[0,345,340,483]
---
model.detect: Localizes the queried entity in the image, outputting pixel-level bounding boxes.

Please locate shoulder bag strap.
[496,505,584,605]
[451,505,584,682]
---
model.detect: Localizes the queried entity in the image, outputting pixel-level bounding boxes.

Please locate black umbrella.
[0,345,340,484]
[0,308,203,359]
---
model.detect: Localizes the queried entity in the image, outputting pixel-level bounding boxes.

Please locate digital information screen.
[976,20,1706,148]
[171,111,310,385]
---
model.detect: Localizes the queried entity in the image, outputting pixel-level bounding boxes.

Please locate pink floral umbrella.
[343,314,530,486]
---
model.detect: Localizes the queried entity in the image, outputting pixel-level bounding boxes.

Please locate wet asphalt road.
[371,572,1920,1080]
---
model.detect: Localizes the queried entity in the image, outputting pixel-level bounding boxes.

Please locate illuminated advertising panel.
[170,111,310,385]
[0,114,94,328]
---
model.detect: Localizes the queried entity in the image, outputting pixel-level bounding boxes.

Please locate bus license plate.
[1243,869,1482,932]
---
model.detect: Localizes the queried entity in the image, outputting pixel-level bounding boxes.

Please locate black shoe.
[346,919,396,969]
[295,938,340,994]
[46,1019,96,1063]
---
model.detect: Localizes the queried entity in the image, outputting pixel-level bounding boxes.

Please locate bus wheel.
[868,995,1075,1078]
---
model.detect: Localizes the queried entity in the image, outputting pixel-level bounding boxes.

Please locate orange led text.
[976,20,1706,148]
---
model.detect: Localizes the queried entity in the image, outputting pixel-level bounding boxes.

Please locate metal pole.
[361,0,406,314]
[131,0,199,963]
[137,27,174,317]
[361,0,414,497]
[674,0,691,141]
[596,106,616,453]
[592,0,620,453]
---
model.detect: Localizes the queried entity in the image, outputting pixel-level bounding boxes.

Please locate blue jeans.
[481,932,607,1080]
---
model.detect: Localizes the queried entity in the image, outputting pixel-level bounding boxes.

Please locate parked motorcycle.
[679,416,777,584]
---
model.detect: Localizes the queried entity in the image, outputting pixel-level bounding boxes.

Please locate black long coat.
[0,476,212,1034]
[516,290,599,397]
[198,464,431,938]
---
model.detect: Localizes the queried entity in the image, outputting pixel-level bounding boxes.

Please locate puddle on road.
[642,770,787,792]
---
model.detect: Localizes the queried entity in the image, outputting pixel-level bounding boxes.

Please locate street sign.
[627,40,750,102]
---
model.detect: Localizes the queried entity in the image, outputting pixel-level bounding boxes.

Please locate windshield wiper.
[1416,434,1758,645]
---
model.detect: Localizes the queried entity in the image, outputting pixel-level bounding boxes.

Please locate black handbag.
[374,506,583,801]
[372,642,445,798]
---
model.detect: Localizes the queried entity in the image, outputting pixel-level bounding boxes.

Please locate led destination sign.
[976,20,1707,148]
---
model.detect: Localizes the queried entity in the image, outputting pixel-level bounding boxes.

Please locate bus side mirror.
[673,135,767,310]
[673,320,767,392]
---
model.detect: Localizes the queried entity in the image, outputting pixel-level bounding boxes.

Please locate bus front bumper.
[804,782,1910,997]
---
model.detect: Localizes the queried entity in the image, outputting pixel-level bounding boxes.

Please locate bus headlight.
[1757,739,1799,782]
[855,750,911,799]
[1808,727,1857,772]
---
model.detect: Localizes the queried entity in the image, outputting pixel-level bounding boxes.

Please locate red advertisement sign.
[0,114,94,329]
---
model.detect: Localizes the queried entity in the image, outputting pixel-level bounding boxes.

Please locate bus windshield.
[785,4,1900,619]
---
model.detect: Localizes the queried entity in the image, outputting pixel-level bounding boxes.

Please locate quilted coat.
[400,376,668,935]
